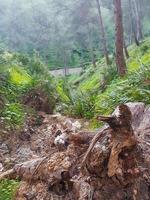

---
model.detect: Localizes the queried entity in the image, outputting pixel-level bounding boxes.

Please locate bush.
[70,91,97,119]
[1,103,25,129]
[95,64,150,116]
[58,84,97,119]
[28,51,47,75]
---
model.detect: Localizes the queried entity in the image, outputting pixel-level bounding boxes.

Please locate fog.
[0,0,149,68]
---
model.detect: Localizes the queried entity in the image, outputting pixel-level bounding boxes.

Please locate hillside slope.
[57,38,150,126]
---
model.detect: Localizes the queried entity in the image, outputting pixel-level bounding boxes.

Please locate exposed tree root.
[0,169,15,180]
[81,104,137,177]
[81,127,109,170]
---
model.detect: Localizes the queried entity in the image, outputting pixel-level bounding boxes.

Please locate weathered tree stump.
[78,103,150,200]
[82,104,137,178]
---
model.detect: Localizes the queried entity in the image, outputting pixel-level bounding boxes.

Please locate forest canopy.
[0,0,150,69]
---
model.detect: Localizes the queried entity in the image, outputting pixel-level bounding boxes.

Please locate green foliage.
[0,49,56,129]
[60,38,150,126]
[9,66,32,85]
[128,38,150,71]
[1,103,25,129]
[68,92,97,119]
[56,79,71,103]
[0,179,19,200]
[56,78,96,119]
[95,64,150,116]
[12,53,30,66]
[28,51,48,75]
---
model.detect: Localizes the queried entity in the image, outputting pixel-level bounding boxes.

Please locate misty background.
[0,0,150,69]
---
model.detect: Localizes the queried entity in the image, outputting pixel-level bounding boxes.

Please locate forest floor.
[1,102,150,200]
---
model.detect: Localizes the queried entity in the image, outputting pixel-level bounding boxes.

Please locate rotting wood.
[81,104,137,177]
[0,169,15,180]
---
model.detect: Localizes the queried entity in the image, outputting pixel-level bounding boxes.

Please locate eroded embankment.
[0,102,150,200]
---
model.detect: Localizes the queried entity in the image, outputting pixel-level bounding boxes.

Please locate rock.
[54,133,69,150]
[0,143,10,156]
[54,133,67,145]
[72,121,82,132]
[63,119,73,129]
[16,147,35,162]
[0,162,4,172]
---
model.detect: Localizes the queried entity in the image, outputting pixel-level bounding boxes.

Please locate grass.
[58,38,150,128]
[0,50,56,130]
[9,66,32,85]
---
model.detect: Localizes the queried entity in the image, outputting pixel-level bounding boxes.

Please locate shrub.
[95,64,150,117]
[1,103,25,129]
[28,51,47,75]
[69,91,97,119]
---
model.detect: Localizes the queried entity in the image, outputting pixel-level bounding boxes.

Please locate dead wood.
[1,102,150,200]
[0,169,15,180]
[81,104,137,177]
[81,127,109,170]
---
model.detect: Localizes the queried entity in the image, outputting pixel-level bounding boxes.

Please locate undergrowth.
[0,50,56,130]
[0,179,19,200]
[57,38,150,128]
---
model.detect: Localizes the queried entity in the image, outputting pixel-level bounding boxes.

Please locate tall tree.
[124,40,129,59]
[132,0,143,41]
[114,0,127,76]
[128,0,141,45]
[96,0,109,66]
[87,23,97,68]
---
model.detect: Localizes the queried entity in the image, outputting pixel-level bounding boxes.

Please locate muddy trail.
[0,102,150,200]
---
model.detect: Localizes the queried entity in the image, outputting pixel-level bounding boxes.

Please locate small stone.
[101,146,106,151]
[0,143,9,155]
[72,121,82,131]
[0,163,4,172]
[117,168,123,175]
[134,168,140,174]
[124,153,128,157]
[127,169,133,174]
[133,189,137,195]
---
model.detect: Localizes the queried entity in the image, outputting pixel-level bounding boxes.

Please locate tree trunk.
[128,0,140,46]
[92,49,97,68]
[96,0,110,66]
[124,40,129,59]
[114,0,127,76]
[87,24,97,68]
[132,0,143,41]
[63,50,68,76]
